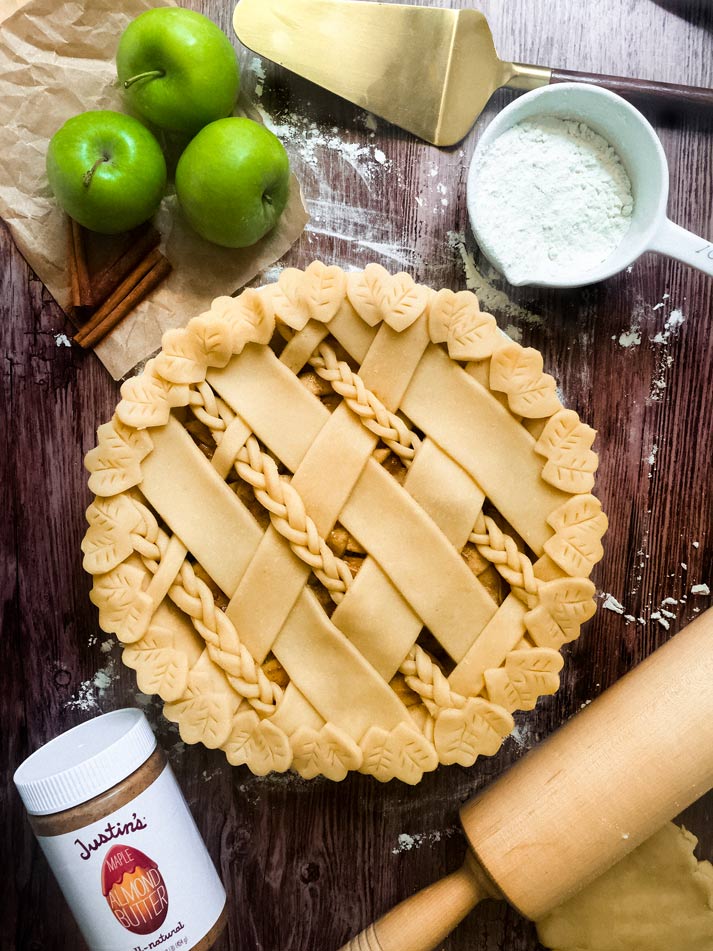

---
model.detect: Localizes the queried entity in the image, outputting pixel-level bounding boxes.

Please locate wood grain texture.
[1,0,712,949]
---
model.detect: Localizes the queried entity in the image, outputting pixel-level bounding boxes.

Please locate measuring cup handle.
[649,219,713,278]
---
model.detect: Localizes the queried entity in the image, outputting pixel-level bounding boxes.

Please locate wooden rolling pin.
[340,606,713,950]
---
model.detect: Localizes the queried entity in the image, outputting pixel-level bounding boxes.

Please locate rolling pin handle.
[338,851,491,951]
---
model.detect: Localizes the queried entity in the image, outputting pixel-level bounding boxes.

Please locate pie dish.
[82,263,607,783]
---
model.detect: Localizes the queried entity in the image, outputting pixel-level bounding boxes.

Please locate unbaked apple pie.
[83,263,606,782]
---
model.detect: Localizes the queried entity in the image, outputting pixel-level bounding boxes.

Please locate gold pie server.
[233,0,713,146]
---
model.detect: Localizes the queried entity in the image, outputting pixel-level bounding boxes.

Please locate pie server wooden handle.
[339,606,713,951]
[546,67,713,109]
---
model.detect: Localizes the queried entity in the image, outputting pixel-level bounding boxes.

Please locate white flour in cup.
[472,116,634,284]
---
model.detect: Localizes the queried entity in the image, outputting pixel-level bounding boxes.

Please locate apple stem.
[83,154,110,189]
[123,69,165,89]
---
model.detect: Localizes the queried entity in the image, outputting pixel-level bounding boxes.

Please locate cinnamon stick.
[74,249,172,349]
[67,217,91,310]
[88,224,161,308]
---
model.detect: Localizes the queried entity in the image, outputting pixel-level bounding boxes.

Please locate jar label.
[36,765,225,950]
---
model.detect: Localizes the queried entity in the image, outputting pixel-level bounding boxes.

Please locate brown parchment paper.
[0,0,309,379]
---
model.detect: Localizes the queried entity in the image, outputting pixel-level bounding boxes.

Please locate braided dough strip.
[189,382,353,601]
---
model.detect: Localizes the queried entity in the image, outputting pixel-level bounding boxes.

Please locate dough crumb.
[602,594,625,614]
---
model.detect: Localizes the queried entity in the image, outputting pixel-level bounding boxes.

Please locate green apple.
[117,8,240,135]
[46,110,167,234]
[175,117,290,248]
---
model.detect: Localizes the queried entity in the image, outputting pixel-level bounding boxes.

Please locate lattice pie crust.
[83,263,607,783]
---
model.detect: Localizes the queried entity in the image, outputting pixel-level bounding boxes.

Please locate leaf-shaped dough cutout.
[448,309,500,362]
[155,328,207,385]
[347,264,390,326]
[226,288,276,351]
[164,666,234,748]
[86,426,143,498]
[389,722,438,784]
[223,710,291,774]
[122,624,189,702]
[434,698,514,766]
[524,604,574,650]
[542,450,598,494]
[545,526,605,578]
[378,273,429,332]
[427,288,455,343]
[482,668,520,712]
[485,648,564,712]
[535,410,596,458]
[118,362,188,429]
[82,495,143,575]
[111,415,153,451]
[490,343,542,393]
[90,562,154,643]
[428,289,500,361]
[291,723,363,781]
[273,267,312,330]
[547,494,607,535]
[247,719,292,775]
[301,261,347,325]
[508,374,562,419]
[204,295,237,321]
[541,578,597,627]
[489,345,562,418]
[360,722,437,784]
[222,708,260,764]
[525,578,596,648]
[186,315,234,369]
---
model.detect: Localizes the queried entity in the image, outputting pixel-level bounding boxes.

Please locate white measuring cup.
[467,82,713,288]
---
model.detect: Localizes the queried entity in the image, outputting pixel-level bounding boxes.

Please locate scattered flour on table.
[647,444,658,479]
[306,198,417,269]
[652,308,685,345]
[471,117,633,284]
[508,721,537,751]
[447,231,543,325]
[392,827,459,854]
[619,327,642,348]
[255,103,392,183]
[650,309,686,401]
[246,55,266,98]
[65,656,118,712]
[54,332,71,347]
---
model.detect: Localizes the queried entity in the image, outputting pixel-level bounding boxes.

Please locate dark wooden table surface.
[3,0,713,948]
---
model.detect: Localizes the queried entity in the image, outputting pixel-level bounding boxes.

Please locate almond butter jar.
[14,708,226,950]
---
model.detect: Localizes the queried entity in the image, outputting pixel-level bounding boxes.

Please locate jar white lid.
[14,708,157,816]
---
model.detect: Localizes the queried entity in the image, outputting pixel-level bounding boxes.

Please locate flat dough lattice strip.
[142,419,260,597]
[273,589,410,738]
